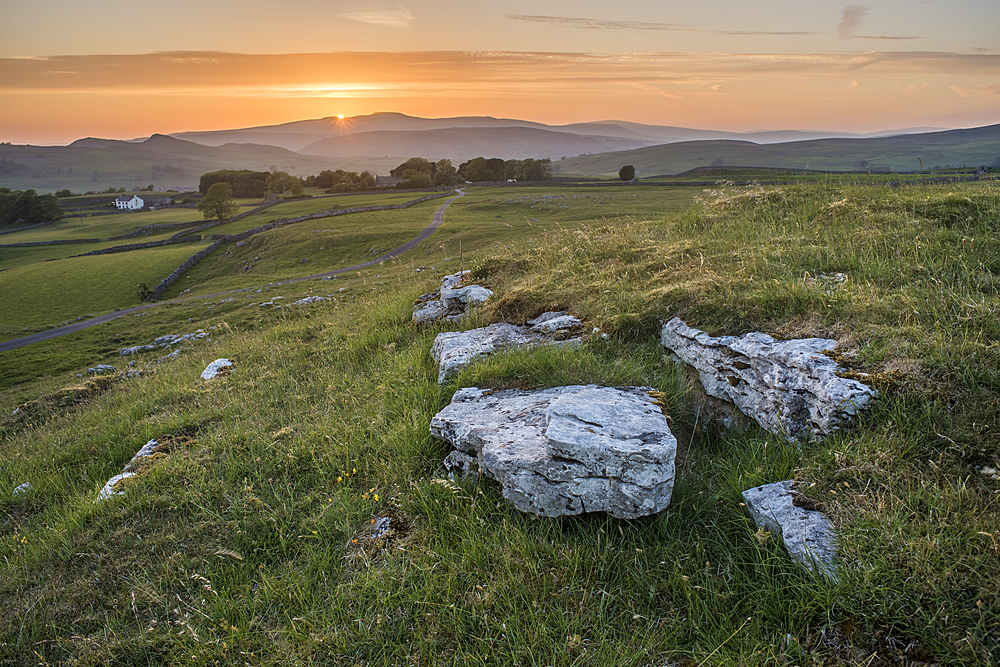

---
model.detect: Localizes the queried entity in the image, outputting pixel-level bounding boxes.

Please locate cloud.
[837,5,920,40]
[340,4,411,28]
[2,50,997,98]
[711,84,724,91]
[846,80,861,89]
[838,5,869,39]
[950,81,1000,97]
[902,83,928,93]
[505,14,818,36]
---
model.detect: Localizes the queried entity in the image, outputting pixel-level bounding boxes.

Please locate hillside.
[556,124,1000,177]
[1,181,998,665]
[0,135,338,194]
[301,126,652,161]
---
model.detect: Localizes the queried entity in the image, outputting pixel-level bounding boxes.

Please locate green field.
[0,242,212,336]
[1,180,998,665]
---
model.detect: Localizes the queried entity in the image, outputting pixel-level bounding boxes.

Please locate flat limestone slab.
[430,314,583,384]
[661,318,874,442]
[430,385,676,518]
[742,480,838,581]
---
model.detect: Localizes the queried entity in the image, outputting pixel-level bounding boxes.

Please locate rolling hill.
[0,134,339,194]
[554,124,1000,178]
[299,126,652,162]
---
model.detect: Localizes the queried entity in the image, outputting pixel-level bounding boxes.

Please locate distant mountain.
[300,127,652,161]
[555,124,1000,177]
[171,112,932,156]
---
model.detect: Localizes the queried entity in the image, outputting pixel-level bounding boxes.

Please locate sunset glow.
[1,1,997,144]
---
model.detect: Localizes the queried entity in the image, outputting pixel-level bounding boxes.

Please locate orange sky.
[2,2,998,144]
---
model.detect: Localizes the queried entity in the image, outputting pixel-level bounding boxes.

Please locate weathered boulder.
[430,385,676,518]
[742,480,838,580]
[412,271,493,323]
[430,313,583,383]
[661,318,874,442]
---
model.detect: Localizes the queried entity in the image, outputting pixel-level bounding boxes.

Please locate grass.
[0,242,211,336]
[1,180,998,665]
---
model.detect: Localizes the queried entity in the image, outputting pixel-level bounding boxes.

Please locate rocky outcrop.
[430,312,584,383]
[742,481,838,580]
[430,385,676,518]
[121,330,211,355]
[661,318,874,442]
[412,271,493,323]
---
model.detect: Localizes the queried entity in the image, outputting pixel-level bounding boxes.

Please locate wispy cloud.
[846,80,861,89]
[340,4,412,28]
[902,82,928,93]
[505,15,818,37]
[837,5,920,40]
[1,50,996,96]
[950,80,1000,97]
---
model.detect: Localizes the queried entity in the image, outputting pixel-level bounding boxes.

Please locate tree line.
[200,168,379,199]
[388,157,553,187]
[0,188,64,229]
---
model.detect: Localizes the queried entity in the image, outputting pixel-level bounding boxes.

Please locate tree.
[432,159,460,186]
[390,157,434,178]
[197,182,239,221]
[618,165,636,181]
[0,189,64,229]
[265,171,303,198]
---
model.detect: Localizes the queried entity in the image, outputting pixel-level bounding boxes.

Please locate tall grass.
[1,181,998,665]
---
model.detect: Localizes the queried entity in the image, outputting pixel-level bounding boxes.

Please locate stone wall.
[0,238,100,248]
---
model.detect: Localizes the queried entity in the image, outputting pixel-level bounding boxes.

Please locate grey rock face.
[742,481,838,580]
[430,314,584,383]
[661,318,874,442]
[430,385,676,518]
[412,271,493,323]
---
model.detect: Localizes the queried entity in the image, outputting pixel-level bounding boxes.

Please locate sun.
[338,115,345,119]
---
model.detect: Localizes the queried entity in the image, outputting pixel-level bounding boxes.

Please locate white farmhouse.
[115,195,144,210]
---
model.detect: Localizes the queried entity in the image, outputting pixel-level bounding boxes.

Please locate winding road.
[0,189,465,353]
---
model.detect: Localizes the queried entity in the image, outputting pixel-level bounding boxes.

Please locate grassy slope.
[1,182,998,665]
[556,125,1000,177]
[0,243,213,336]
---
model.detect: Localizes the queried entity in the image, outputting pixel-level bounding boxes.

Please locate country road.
[0,189,465,354]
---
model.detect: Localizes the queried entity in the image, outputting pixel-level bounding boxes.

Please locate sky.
[1,0,998,144]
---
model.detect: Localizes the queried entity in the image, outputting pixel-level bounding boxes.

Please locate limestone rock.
[661,318,874,442]
[412,271,493,323]
[430,314,584,383]
[96,472,135,502]
[94,439,161,503]
[293,296,330,305]
[88,364,116,374]
[201,358,233,380]
[430,385,676,518]
[13,482,31,496]
[742,481,838,580]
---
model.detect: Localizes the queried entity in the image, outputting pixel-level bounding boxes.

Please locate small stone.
[87,364,116,374]
[13,482,31,496]
[201,358,233,380]
[742,481,838,580]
